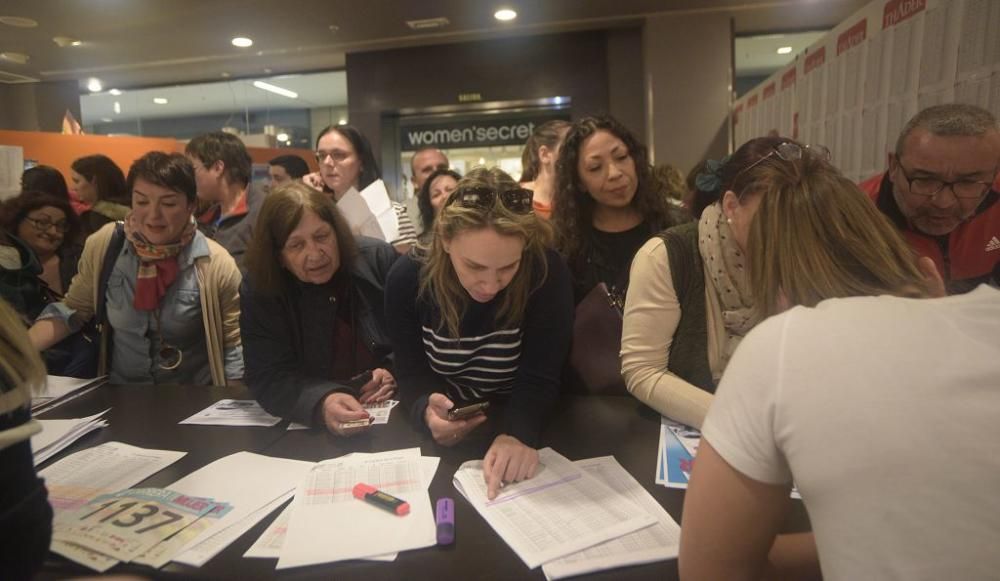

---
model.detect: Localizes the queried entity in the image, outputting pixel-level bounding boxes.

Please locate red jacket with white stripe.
[860,172,1000,294]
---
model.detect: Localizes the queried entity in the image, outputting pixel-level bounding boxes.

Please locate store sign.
[883,0,925,29]
[837,19,867,55]
[400,114,568,151]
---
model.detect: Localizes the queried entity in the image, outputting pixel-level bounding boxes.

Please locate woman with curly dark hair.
[551,115,685,301]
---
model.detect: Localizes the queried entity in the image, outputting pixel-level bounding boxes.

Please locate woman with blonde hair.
[622,138,936,429]
[385,167,574,500]
[0,298,53,578]
[241,181,398,436]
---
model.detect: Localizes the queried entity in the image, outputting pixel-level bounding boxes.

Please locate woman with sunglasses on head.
[27,152,244,386]
[552,115,685,302]
[417,168,462,238]
[241,182,398,436]
[385,167,574,501]
[71,154,131,239]
[0,192,82,298]
[303,124,418,254]
[622,137,837,429]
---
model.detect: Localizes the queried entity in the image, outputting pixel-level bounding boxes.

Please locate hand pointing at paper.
[484,435,539,500]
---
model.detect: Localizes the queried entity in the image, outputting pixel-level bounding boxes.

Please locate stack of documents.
[337,179,400,242]
[40,441,187,572]
[246,448,439,568]
[179,399,283,427]
[32,375,107,413]
[656,418,800,498]
[452,448,660,571]
[53,488,233,570]
[32,409,109,466]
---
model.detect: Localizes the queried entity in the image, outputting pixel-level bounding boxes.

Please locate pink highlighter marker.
[352,483,410,516]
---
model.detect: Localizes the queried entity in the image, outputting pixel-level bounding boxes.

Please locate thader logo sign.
[400,114,568,151]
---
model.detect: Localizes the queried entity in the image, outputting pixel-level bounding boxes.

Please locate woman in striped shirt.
[386,167,574,500]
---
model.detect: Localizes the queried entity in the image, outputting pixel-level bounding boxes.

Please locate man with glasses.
[861,104,1000,293]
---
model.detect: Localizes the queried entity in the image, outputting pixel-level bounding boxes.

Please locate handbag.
[567,281,629,395]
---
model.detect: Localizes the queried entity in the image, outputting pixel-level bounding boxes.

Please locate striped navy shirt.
[385,249,575,446]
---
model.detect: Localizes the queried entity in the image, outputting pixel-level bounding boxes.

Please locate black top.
[385,248,574,446]
[570,220,656,302]
[241,237,398,426]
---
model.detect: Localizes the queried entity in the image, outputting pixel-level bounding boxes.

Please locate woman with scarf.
[621,136,798,429]
[28,152,243,386]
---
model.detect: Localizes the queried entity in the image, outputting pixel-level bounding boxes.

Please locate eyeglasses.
[25,217,70,233]
[314,150,353,164]
[894,163,995,200]
[445,187,534,214]
[737,142,832,182]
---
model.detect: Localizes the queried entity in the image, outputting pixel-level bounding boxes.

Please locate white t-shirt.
[702,285,1000,581]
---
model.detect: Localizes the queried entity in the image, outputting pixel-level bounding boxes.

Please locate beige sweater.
[620,236,727,429]
[63,222,242,386]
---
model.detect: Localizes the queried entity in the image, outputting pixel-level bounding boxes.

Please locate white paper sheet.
[160,452,313,567]
[0,145,24,200]
[542,456,680,580]
[40,441,186,516]
[453,448,656,570]
[336,179,400,242]
[179,399,282,427]
[32,375,107,413]
[32,409,109,465]
[276,449,437,569]
[171,491,292,566]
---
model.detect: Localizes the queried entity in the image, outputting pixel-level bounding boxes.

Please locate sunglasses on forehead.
[445,186,535,214]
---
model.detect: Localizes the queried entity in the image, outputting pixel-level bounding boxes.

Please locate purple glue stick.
[436,497,455,545]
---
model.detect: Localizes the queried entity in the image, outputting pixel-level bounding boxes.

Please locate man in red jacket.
[859,104,999,294]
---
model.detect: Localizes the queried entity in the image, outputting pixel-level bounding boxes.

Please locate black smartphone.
[447,401,489,421]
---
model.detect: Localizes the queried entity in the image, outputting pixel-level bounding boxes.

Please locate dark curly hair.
[417,168,462,233]
[0,191,81,250]
[551,115,680,263]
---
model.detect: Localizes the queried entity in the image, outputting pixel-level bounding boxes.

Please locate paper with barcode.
[452,448,656,569]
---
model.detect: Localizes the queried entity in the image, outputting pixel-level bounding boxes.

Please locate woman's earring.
[726,217,733,224]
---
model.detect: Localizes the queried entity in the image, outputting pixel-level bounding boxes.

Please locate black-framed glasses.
[894,163,996,200]
[314,150,353,164]
[25,217,70,233]
[445,187,534,214]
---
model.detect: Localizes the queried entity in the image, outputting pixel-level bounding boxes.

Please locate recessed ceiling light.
[263,68,272,74]
[100,117,112,123]
[276,132,289,142]
[221,72,231,78]
[86,78,102,92]
[0,52,29,65]
[328,24,340,33]
[494,8,517,21]
[113,101,121,114]
[0,16,38,28]
[153,97,168,105]
[108,88,122,96]
[53,36,82,48]
[776,46,793,55]
[337,118,348,126]
[252,80,298,99]
[232,37,253,48]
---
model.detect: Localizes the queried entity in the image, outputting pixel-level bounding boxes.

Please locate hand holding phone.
[447,401,490,421]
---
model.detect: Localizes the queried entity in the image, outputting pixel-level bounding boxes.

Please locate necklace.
[151,308,183,370]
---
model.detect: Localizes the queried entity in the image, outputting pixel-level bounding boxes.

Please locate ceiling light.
[221,72,231,78]
[0,16,38,28]
[113,101,121,114]
[776,46,793,55]
[337,118,347,126]
[253,80,298,99]
[231,37,253,48]
[53,36,82,48]
[86,78,102,92]
[153,97,168,104]
[328,24,340,33]
[108,88,122,96]
[494,8,517,21]
[0,52,29,65]
[276,132,289,142]
[100,117,112,123]
[407,17,450,30]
